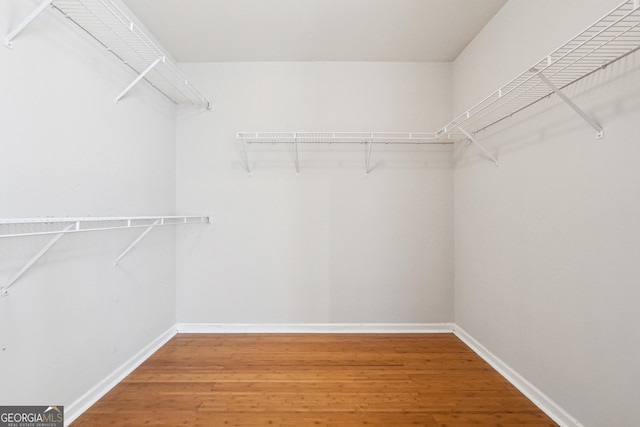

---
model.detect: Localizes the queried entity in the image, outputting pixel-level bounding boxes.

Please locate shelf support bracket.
[4,0,53,49]
[293,133,300,176]
[241,139,252,176]
[113,219,161,267]
[456,126,498,166]
[364,136,374,176]
[1,222,75,296]
[115,56,162,104]
[533,69,604,139]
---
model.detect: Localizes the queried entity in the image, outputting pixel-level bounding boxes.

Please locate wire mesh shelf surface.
[438,0,640,136]
[237,132,461,145]
[52,0,209,107]
[0,216,211,239]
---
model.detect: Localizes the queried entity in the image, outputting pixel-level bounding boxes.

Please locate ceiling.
[122,0,507,62]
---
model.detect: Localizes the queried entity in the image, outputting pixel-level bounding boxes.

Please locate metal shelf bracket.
[115,56,163,104]
[456,126,499,166]
[365,135,374,177]
[4,0,53,48]
[293,133,300,176]
[113,219,161,267]
[1,222,74,296]
[241,140,252,176]
[533,69,604,139]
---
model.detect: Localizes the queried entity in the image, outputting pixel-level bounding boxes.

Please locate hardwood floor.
[71,334,558,426]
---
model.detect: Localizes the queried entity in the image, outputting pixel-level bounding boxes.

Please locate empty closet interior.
[1,0,639,426]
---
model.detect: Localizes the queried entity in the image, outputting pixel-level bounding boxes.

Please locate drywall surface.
[453,1,640,426]
[0,0,177,409]
[176,62,454,324]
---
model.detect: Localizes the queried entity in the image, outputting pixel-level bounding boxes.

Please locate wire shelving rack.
[0,216,211,295]
[238,0,640,168]
[437,0,640,140]
[5,0,210,108]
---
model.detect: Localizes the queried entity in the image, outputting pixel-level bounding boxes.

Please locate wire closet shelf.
[0,216,211,295]
[0,216,211,239]
[238,0,640,151]
[49,0,210,107]
[437,0,640,139]
[236,132,460,145]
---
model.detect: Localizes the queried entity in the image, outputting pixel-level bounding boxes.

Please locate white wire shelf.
[236,132,459,176]
[0,216,211,238]
[438,0,640,139]
[0,215,211,295]
[238,1,640,168]
[237,132,460,145]
[5,0,210,108]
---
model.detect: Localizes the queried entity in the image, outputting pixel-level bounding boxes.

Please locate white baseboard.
[176,322,455,334]
[453,325,582,427]
[64,325,177,426]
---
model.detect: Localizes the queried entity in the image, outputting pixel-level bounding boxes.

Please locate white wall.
[176,62,454,325]
[453,1,640,426]
[0,0,177,412]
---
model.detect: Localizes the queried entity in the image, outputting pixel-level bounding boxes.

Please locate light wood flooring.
[71,333,558,426]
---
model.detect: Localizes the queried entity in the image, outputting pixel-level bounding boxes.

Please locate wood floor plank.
[71,334,558,426]
[431,412,559,426]
[74,411,441,427]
